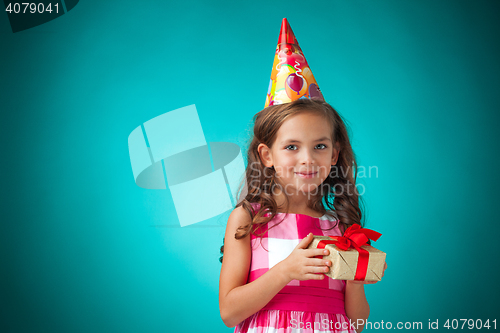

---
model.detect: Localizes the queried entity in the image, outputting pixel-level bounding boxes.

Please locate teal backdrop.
[1,0,499,332]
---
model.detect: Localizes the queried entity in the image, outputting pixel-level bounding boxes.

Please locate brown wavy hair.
[219,98,365,262]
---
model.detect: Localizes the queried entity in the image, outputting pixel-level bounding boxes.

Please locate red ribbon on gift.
[316,224,382,281]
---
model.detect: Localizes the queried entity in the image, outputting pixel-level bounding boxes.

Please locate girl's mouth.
[295,171,318,178]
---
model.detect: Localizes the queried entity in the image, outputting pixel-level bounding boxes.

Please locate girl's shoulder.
[229,205,253,224]
[225,206,253,240]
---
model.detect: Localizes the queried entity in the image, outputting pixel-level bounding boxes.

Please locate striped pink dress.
[234,203,356,333]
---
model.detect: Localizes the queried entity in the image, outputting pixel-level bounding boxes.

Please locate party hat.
[265,18,324,107]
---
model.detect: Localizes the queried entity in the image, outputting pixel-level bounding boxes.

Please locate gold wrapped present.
[307,226,386,281]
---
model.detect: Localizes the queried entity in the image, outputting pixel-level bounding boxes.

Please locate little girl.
[219,98,386,333]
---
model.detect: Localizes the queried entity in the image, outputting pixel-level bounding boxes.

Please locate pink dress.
[234,204,356,333]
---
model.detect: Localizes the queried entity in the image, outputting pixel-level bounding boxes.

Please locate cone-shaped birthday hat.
[265,18,324,107]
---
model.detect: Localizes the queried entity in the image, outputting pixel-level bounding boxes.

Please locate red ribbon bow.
[316,224,382,281]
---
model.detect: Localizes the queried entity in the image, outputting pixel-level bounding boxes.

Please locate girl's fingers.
[305,266,330,274]
[349,280,377,285]
[304,273,326,280]
[304,248,330,257]
[305,258,331,267]
[295,233,314,249]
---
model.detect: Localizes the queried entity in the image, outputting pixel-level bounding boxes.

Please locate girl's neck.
[273,186,322,217]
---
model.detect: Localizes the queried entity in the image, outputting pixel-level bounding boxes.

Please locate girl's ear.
[331,142,341,166]
[257,143,273,167]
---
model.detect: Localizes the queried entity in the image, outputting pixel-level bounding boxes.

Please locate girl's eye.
[316,144,327,149]
[285,145,297,150]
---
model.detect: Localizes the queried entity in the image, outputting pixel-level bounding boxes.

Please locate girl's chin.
[286,184,321,196]
[271,179,323,195]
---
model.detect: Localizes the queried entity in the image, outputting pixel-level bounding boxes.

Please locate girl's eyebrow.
[281,137,332,144]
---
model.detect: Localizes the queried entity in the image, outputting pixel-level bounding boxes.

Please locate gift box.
[307,225,387,282]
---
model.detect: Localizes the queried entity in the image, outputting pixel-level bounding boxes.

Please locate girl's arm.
[218,206,288,327]
[219,206,331,328]
[344,262,388,333]
[344,281,370,333]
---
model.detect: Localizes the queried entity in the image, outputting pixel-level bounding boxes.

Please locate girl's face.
[258,111,340,195]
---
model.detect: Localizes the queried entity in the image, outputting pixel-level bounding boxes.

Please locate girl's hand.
[346,262,387,285]
[278,233,332,283]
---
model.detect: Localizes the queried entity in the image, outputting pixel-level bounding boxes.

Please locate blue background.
[1,0,499,332]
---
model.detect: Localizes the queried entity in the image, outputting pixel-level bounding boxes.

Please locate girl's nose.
[300,149,315,164]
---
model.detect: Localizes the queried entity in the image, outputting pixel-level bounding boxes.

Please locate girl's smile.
[295,171,318,178]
